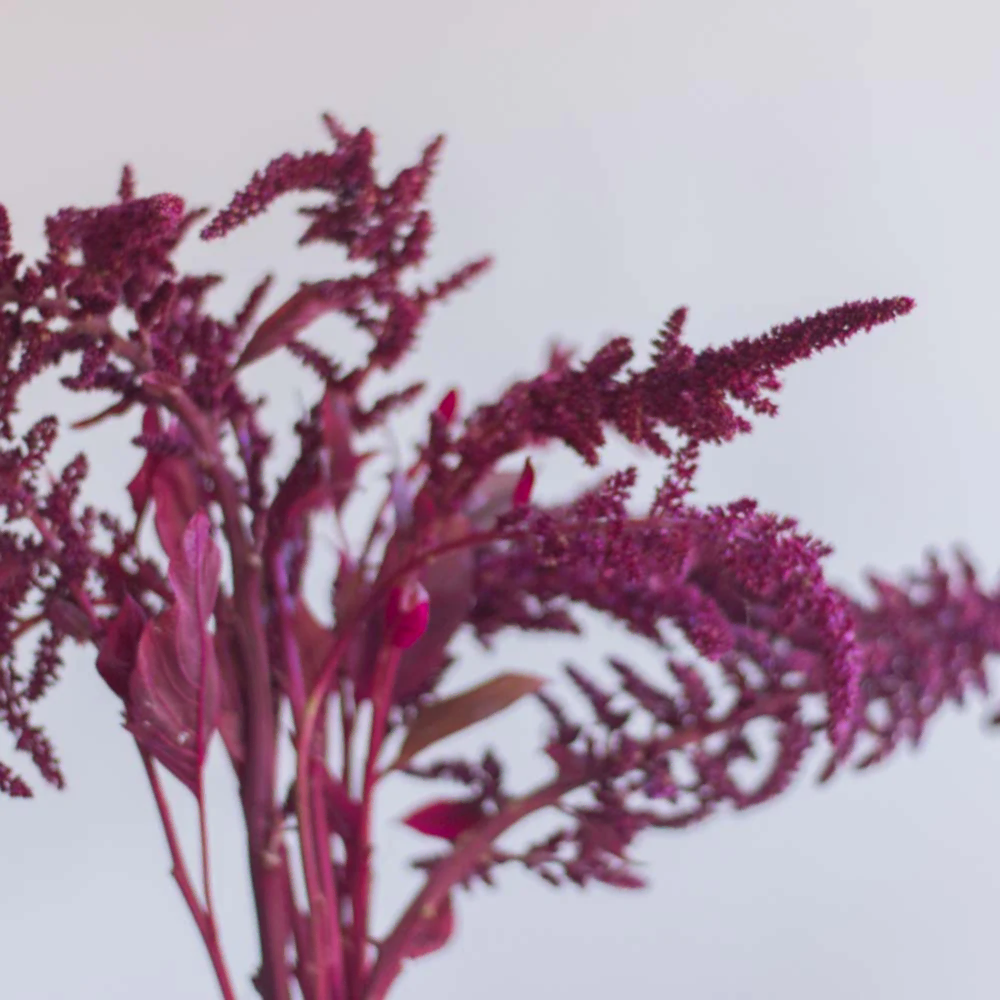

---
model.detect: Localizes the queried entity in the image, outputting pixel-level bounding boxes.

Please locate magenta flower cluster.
[0,115,993,1000]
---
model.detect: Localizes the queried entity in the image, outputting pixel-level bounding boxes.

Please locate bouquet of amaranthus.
[2,114,994,999]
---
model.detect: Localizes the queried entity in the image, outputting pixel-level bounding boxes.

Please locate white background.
[2,1,1000,998]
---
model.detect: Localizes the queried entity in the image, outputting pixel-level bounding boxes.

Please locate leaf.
[237,282,345,369]
[591,865,647,890]
[316,764,361,843]
[96,595,147,700]
[393,672,545,770]
[280,762,362,844]
[401,893,455,960]
[213,593,246,772]
[402,798,484,840]
[128,607,200,789]
[319,391,368,512]
[126,512,223,793]
[464,470,522,529]
[48,597,95,642]
[127,406,163,518]
[168,511,222,651]
[291,597,334,694]
[392,513,476,702]
[71,394,136,430]
[152,457,202,561]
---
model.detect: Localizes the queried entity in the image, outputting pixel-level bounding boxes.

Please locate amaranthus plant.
[2,114,996,999]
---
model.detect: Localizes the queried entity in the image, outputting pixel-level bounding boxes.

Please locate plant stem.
[140,750,238,1000]
[296,634,352,1000]
[150,380,292,1000]
[350,645,402,996]
[274,547,346,996]
[363,778,574,1000]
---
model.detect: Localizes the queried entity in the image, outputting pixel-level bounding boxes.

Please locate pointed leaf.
[402,798,484,840]
[401,893,455,960]
[96,595,147,700]
[591,865,647,890]
[393,672,544,769]
[237,282,345,369]
[317,765,361,843]
[152,457,202,561]
[127,607,201,791]
[48,597,95,642]
[71,395,135,430]
[168,511,222,636]
[127,512,223,793]
[319,391,367,511]
[465,470,522,529]
[291,597,334,694]
[127,407,163,518]
[214,594,246,771]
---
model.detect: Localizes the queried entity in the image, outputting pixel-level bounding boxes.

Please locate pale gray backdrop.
[2,1,999,997]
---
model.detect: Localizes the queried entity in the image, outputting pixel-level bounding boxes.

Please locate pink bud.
[436,388,459,423]
[512,457,535,506]
[386,580,430,649]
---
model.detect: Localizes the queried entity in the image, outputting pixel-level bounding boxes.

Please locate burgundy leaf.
[591,866,647,890]
[318,765,361,843]
[71,395,136,431]
[393,672,545,769]
[403,798,484,840]
[401,893,455,959]
[48,597,95,642]
[292,597,334,694]
[465,470,522,529]
[237,282,344,369]
[127,606,203,791]
[213,593,246,771]
[96,595,147,700]
[152,457,202,561]
[126,512,222,793]
[168,511,222,648]
[127,406,163,518]
[319,390,368,512]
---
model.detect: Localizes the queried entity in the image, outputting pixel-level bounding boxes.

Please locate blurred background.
[2,1,1000,997]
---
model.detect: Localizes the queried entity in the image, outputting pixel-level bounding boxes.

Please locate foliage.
[1,115,987,1000]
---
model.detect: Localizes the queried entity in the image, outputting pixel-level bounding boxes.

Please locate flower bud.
[435,388,459,423]
[512,457,535,506]
[386,579,430,649]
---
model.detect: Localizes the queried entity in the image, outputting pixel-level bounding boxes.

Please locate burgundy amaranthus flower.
[0,115,988,1000]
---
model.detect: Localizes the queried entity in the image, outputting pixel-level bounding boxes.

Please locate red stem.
[195,584,221,971]
[140,750,238,1000]
[363,778,574,1000]
[273,548,346,996]
[282,843,318,1000]
[148,380,292,1000]
[296,632,352,1000]
[350,644,402,996]
[362,689,805,998]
